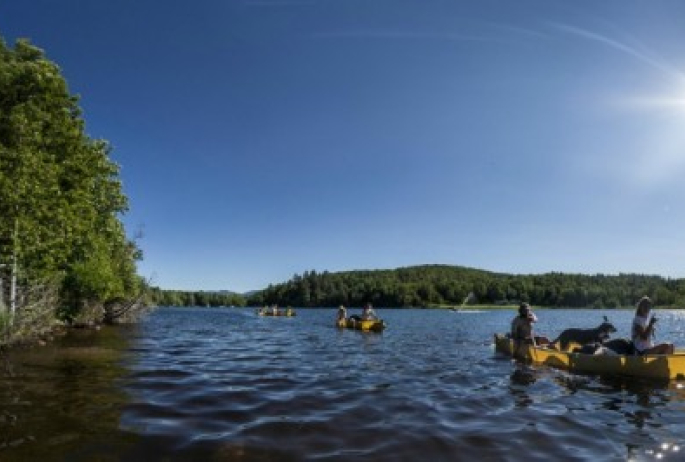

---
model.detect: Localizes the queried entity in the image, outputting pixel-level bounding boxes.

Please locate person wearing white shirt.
[361,303,378,321]
[632,296,673,355]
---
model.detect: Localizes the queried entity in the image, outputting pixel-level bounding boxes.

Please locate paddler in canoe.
[348,303,378,324]
[632,296,674,355]
[510,302,550,349]
[336,303,385,331]
[336,305,347,327]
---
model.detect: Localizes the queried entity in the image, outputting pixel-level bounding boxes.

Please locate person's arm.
[634,318,656,340]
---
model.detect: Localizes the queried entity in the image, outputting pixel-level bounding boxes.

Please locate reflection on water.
[2,308,685,460]
[0,326,135,461]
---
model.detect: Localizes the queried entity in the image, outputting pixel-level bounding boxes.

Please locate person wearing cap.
[632,296,674,355]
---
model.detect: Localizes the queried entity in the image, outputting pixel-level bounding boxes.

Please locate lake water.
[3,307,685,461]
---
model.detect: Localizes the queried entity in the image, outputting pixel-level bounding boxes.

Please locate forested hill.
[247,265,685,308]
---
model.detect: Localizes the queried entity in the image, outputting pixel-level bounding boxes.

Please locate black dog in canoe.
[573,338,635,355]
[550,316,617,352]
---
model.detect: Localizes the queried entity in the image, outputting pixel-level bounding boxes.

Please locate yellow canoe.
[257,310,296,317]
[337,319,386,332]
[494,333,685,380]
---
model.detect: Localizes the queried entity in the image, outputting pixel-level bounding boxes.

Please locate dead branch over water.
[1,276,151,348]
[1,279,61,347]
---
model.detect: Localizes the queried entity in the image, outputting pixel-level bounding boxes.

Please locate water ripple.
[4,307,685,460]
[112,308,685,460]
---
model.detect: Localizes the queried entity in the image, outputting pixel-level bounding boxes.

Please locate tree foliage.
[247,265,685,308]
[0,37,142,324]
[147,288,246,308]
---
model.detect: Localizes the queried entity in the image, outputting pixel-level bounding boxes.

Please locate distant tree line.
[246,265,685,308]
[148,288,246,307]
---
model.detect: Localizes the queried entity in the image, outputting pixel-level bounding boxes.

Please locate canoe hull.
[494,334,685,380]
[337,319,386,332]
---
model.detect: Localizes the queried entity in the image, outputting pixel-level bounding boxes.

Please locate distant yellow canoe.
[494,333,685,380]
[337,319,386,332]
[257,310,296,317]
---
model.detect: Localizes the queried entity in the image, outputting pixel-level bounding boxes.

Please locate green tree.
[0,37,142,327]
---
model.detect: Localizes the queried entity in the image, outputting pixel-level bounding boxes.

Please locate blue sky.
[3,1,685,292]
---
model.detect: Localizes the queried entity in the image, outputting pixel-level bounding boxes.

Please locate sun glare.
[622,78,685,113]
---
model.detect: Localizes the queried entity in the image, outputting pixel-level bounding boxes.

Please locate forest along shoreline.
[154,265,685,311]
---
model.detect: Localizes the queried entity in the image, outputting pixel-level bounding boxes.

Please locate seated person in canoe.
[361,303,378,321]
[348,303,379,326]
[632,296,674,355]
